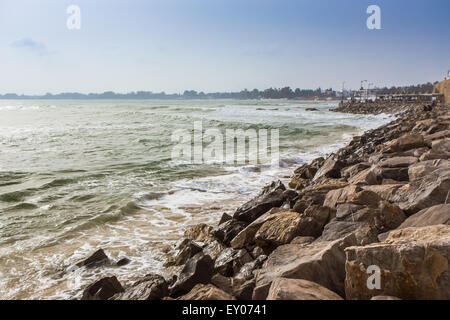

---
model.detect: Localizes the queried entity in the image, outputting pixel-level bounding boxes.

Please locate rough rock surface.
[254,234,356,299]
[345,225,450,300]
[81,276,124,300]
[178,284,235,300]
[76,249,110,268]
[169,253,214,298]
[233,181,287,223]
[266,278,343,300]
[112,274,168,300]
[391,167,449,214]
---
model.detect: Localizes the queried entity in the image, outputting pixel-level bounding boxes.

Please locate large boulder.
[112,274,168,300]
[253,234,356,299]
[361,184,403,203]
[165,239,203,267]
[231,207,331,251]
[323,185,360,209]
[345,225,450,300]
[313,156,345,181]
[81,276,124,300]
[391,167,449,215]
[289,158,324,189]
[210,275,256,300]
[231,278,255,300]
[184,223,213,242]
[379,156,418,168]
[233,181,287,223]
[231,208,284,249]
[431,138,450,154]
[169,252,214,297]
[178,284,235,300]
[348,168,379,186]
[372,166,409,182]
[211,220,247,246]
[266,278,343,300]
[408,159,449,181]
[202,239,227,261]
[214,248,253,277]
[254,209,329,253]
[324,186,381,209]
[318,220,378,246]
[234,255,267,281]
[341,162,371,179]
[386,134,426,153]
[397,204,450,228]
[294,182,348,212]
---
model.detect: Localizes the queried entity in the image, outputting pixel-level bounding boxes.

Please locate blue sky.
[0,0,449,94]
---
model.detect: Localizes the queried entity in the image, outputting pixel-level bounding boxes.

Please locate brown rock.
[361,184,403,202]
[391,167,450,215]
[230,208,282,249]
[211,220,247,246]
[323,185,361,209]
[165,239,203,267]
[116,257,131,266]
[233,180,286,223]
[234,255,267,281]
[318,220,379,246]
[386,134,426,153]
[178,284,235,300]
[81,276,124,300]
[298,182,349,208]
[424,129,450,142]
[313,156,345,181]
[219,213,232,225]
[266,278,343,300]
[370,295,402,300]
[392,204,450,231]
[202,240,226,260]
[254,234,356,298]
[408,159,449,181]
[214,248,253,277]
[288,177,308,190]
[76,249,110,268]
[373,166,410,182]
[169,252,214,297]
[290,236,315,245]
[210,274,232,293]
[112,274,168,300]
[253,211,306,253]
[231,278,255,300]
[345,225,450,300]
[184,223,213,242]
[431,138,450,154]
[335,203,364,220]
[341,162,371,179]
[379,156,418,168]
[348,168,378,185]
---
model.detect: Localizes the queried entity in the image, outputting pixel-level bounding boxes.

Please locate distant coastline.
[0,87,336,100]
[1,82,435,101]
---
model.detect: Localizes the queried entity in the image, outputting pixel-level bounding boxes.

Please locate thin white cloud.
[10,38,56,56]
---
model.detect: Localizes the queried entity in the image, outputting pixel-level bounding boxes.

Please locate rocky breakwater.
[77,102,449,300]
[332,100,435,115]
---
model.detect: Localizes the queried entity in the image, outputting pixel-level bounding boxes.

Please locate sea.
[0,99,392,299]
